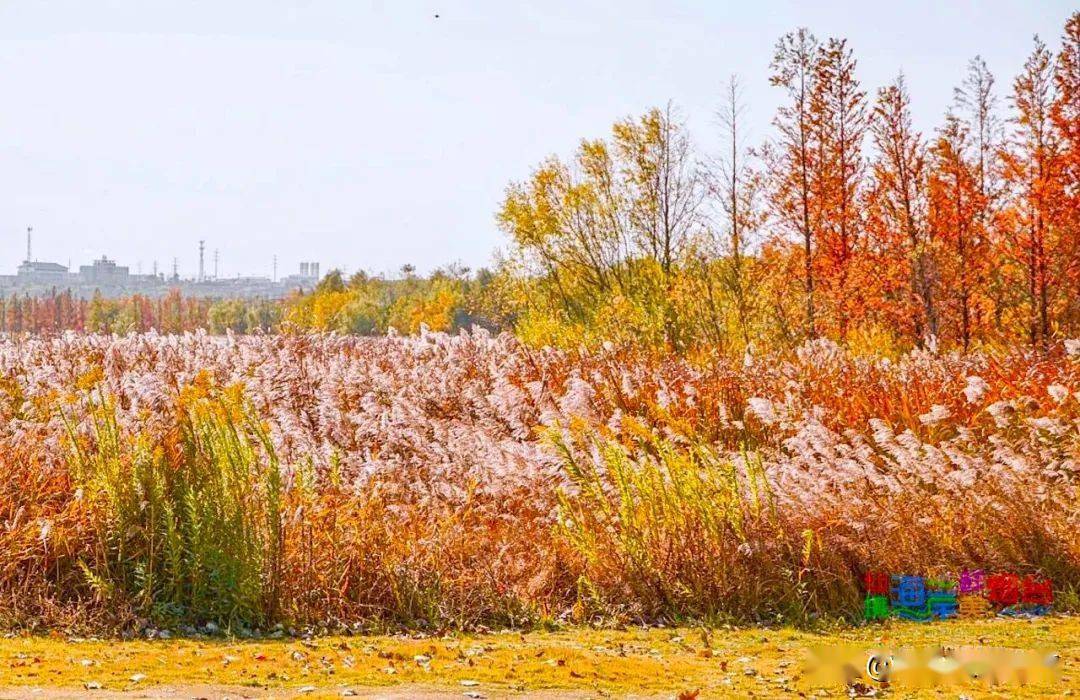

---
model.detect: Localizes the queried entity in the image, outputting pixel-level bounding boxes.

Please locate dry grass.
[0,331,1076,630]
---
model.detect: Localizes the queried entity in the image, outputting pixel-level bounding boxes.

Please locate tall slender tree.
[1052,12,1080,331]
[929,114,982,348]
[868,74,934,342]
[1004,36,1062,345]
[766,28,820,338]
[953,57,1007,335]
[708,75,762,347]
[810,37,868,339]
[955,58,1005,221]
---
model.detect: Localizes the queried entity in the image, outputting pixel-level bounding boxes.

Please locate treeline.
[0,289,279,334]
[494,14,1080,353]
[280,265,500,334]
[0,268,497,335]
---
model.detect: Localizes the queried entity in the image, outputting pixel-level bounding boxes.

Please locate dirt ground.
[0,615,1075,699]
[0,687,623,699]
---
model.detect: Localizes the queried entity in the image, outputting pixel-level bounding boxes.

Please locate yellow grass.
[0,617,1076,698]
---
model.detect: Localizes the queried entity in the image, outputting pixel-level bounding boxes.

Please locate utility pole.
[198,240,205,282]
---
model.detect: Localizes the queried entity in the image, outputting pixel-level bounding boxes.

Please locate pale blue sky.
[0,1,1073,278]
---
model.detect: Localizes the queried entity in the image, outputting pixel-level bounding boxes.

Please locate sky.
[0,1,1074,279]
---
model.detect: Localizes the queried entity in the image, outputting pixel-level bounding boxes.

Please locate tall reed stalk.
[553,420,813,622]
[64,384,284,626]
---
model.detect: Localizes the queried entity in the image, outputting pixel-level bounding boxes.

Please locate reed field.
[0,329,1075,633]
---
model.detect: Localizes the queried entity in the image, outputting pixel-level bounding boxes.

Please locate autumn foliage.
[496,14,1080,354]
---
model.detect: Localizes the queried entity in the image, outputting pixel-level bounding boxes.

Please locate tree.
[159,289,185,334]
[8,297,22,333]
[614,105,705,349]
[615,104,704,280]
[810,37,868,339]
[87,291,118,333]
[867,74,935,342]
[953,57,1006,336]
[706,75,763,348]
[955,58,1005,222]
[209,299,250,334]
[498,106,704,348]
[1004,35,1062,345]
[498,146,630,320]
[929,113,982,348]
[1052,12,1080,331]
[316,269,347,294]
[766,28,820,338]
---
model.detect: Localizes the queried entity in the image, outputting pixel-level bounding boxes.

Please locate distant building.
[2,230,321,300]
[79,256,129,285]
[17,260,69,282]
[280,261,322,290]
